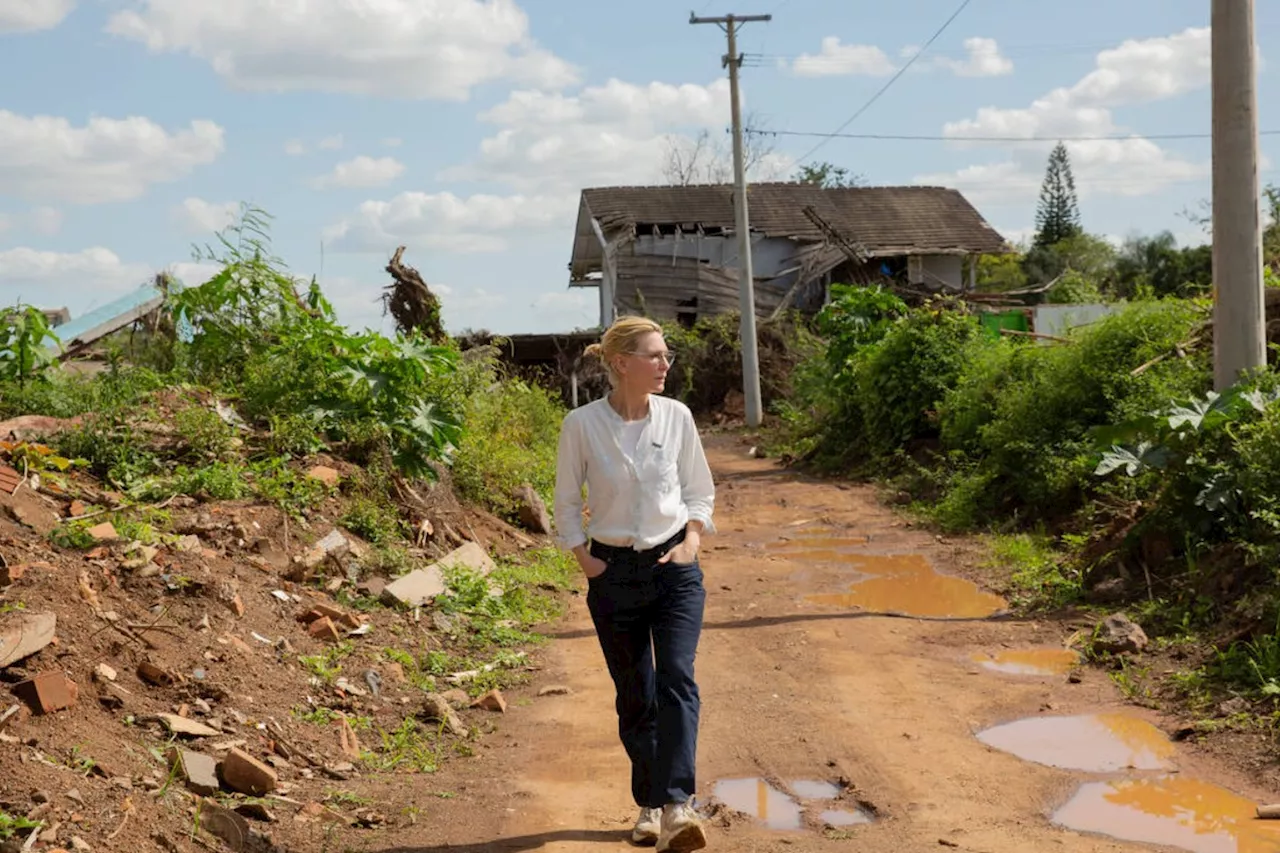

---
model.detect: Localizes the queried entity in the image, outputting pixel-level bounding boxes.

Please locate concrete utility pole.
[1211,0,1266,391]
[690,11,771,428]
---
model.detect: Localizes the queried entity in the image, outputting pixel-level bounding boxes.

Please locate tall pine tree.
[1033,142,1082,247]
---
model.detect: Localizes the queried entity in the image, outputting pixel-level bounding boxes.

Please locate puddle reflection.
[804,554,1006,618]
[711,778,873,832]
[713,778,802,830]
[977,713,1177,772]
[1053,776,1280,852]
[973,648,1079,676]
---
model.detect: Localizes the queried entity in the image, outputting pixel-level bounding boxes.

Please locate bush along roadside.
[765,283,1280,737]
[0,207,575,851]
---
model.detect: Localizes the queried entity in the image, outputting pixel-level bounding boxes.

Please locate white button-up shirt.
[554,395,716,551]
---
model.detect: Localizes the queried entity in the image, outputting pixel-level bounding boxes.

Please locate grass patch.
[985,532,1083,609]
[363,718,447,773]
[299,641,355,686]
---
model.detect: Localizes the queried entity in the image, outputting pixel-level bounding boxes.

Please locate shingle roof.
[578,182,1009,256]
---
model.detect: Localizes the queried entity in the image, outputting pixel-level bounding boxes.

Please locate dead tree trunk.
[382,246,446,343]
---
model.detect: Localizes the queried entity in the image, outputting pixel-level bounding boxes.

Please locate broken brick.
[68,500,87,517]
[13,671,78,715]
[297,604,346,625]
[137,661,179,687]
[229,595,245,618]
[219,748,278,796]
[307,617,341,642]
[86,522,118,542]
[0,562,25,586]
[306,465,341,488]
[471,689,507,713]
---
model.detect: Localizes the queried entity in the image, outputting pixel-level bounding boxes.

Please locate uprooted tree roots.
[383,246,446,343]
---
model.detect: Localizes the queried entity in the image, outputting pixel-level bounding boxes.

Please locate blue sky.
[1,0,1275,336]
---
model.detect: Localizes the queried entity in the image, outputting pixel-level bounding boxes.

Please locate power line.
[796,0,972,164]
[749,129,1280,143]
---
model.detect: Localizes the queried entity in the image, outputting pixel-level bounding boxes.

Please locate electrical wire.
[750,129,1280,143]
[796,0,972,164]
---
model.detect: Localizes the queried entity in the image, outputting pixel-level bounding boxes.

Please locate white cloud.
[28,206,63,235]
[176,197,238,235]
[106,0,579,101]
[318,134,344,151]
[0,247,153,309]
[325,191,575,253]
[790,37,895,78]
[0,0,74,33]
[0,110,224,204]
[284,139,306,156]
[311,156,406,190]
[167,261,221,288]
[0,206,64,236]
[443,78,731,192]
[936,37,1013,78]
[919,28,1212,204]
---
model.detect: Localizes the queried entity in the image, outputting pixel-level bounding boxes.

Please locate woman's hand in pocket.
[579,554,609,579]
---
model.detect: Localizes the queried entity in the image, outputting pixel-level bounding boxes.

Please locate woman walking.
[554,316,716,851]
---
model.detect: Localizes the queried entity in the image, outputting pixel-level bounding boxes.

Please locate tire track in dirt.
[389,433,1280,853]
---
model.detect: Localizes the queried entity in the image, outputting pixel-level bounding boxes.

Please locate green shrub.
[450,372,564,521]
[937,299,1210,525]
[854,306,981,456]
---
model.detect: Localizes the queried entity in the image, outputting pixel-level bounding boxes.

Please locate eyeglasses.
[628,350,676,366]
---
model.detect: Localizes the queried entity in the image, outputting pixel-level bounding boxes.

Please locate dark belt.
[590,528,686,562]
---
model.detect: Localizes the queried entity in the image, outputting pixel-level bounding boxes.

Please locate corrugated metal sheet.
[45,283,165,354]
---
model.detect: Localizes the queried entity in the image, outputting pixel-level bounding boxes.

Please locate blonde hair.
[585,316,663,385]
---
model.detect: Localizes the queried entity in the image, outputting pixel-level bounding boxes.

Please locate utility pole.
[1211,0,1265,390]
[690,10,771,428]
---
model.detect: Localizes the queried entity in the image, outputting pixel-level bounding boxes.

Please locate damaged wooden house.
[568,182,1009,326]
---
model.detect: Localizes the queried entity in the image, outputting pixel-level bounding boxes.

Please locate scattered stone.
[0,610,56,668]
[96,682,131,710]
[219,748,278,796]
[362,669,382,697]
[441,689,470,709]
[174,535,202,553]
[471,689,507,713]
[356,577,386,599]
[68,500,87,517]
[86,522,118,542]
[306,466,341,488]
[1220,697,1251,717]
[154,713,221,738]
[512,484,552,535]
[383,662,406,684]
[70,840,93,853]
[12,671,77,714]
[64,789,85,807]
[234,802,276,823]
[120,546,159,570]
[322,762,356,781]
[537,685,572,697]
[333,677,366,698]
[421,694,466,736]
[229,595,245,618]
[0,414,81,442]
[93,664,117,683]
[1094,613,1149,655]
[6,498,59,536]
[353,808,387,828]
[167,747,220,796]
[197,800,250,852]
[380,566,446,608]
[299,530,350,572]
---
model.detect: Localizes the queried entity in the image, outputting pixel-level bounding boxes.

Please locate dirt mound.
[0,419,557,852]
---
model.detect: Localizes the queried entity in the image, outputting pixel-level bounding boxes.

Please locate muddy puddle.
[712,778,873,832]
[803,554,1007,619]
[766,535,870,552]
[972,648,1079,677]
[1053,775,1280,852]
[976,713,1176,772]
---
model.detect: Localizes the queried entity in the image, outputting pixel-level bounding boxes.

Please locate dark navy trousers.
[587,532,706,808]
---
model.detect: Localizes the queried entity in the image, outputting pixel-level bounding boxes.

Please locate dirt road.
[378,433,1280,853]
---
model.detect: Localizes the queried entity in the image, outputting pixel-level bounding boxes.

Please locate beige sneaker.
[633,807,662,845]
[657,802,707,852]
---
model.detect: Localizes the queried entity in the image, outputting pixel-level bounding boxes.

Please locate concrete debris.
[0,611,56,669]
